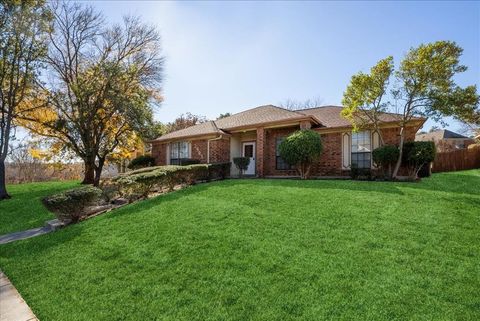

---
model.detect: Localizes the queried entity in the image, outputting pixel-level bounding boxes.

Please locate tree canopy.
[0,0,51,199]
[19,1,164,186]
[342,41,479,179]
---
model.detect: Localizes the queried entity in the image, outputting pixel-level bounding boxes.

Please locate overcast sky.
[90,0,479,132]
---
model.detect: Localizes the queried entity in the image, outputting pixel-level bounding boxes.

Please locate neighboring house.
[415,129,475,152]
[151,105,425,177]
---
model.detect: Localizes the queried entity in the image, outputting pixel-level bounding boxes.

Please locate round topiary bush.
[279,129,323,179]
[402,141,436,180]
[372,145,399,179]
[127,155,156,170]
[233,157,250,178]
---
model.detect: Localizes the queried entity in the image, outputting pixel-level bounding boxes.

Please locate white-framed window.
[351,131,371,169]
[170,141,189,165]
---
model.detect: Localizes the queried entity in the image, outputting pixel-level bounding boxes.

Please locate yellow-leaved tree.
[20,2,164,186]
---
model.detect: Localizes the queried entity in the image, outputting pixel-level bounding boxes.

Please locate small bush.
[42,186,106,222]
[179,158,201,166]
[402,141,436,180]
[372,145,399,179]
[350,164,373,180]
[127,155,155,170]
[279,130,323,179]
[233,157,250,177]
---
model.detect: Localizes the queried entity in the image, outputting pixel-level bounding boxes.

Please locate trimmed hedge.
[42,186,106,222]
[112,162,231,199]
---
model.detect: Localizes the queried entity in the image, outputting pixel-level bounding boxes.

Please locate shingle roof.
[298,105,403,128]
[416,129,469,141]
[214,105,310,129]
[152,104,423,142]
[153,121,227,142]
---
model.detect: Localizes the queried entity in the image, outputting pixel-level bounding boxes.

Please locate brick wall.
[151,143,167,165]
[209,138,230,163]
[191,140,208,163]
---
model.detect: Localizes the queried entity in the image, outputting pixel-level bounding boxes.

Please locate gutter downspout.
[207,135,223,163]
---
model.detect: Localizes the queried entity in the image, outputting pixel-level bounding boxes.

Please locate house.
[415,129,475,152]
[151,105,425,177]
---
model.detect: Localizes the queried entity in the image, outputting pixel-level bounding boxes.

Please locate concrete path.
[0,227,51,245]
[0,271,38,321]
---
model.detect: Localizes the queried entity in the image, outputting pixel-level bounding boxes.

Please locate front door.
[242,142,256,175]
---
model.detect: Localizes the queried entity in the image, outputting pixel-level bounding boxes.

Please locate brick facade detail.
[151,142,167,166]
[191,140,208,163]
[209,138,230,163]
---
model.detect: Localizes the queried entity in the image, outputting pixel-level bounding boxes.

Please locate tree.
[342,41,479,179]
[279,96,323,110]
[20,2,164,186]
[0,0,50,200]
[279,129,323,179]
[341,57,394,144]
[391,41,479,178]
[217,112,231,119]
[166,113,206,133]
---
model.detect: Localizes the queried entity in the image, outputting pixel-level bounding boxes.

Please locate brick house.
[415,129,475,152]
[151,105,425,177]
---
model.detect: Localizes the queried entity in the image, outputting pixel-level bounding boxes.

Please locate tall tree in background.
[0,0,50,200]
[21,2,164,186]
[165,112,206,133]
[279,96,323,110]
[342,56,394,145]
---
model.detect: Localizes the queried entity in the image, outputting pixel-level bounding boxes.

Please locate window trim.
[351,131,372,169]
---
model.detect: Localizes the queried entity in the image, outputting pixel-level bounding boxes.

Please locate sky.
[90,0,480,132]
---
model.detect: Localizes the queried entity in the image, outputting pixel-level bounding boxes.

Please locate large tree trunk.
[392,126,405,179]
[93,158,105,187]
[0,160,11,200]
[82,158,95,185]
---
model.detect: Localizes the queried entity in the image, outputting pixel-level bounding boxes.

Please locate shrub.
[127,155,155,170]
[402,141,436,180]
[372,145,399,179]
[233,157,250,178]
[179,158,201,166]
[42,186,106,222]
[350,164,373,180]
[279,129,323,179]
[112,162,230,198]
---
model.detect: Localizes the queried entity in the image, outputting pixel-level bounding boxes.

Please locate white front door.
[242,142,256,175]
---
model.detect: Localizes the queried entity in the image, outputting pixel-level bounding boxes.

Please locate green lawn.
[0,180,79,235]
[0,170,479,320]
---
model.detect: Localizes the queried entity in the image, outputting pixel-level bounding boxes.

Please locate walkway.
[0,271,38,321]
[0,227,51,245]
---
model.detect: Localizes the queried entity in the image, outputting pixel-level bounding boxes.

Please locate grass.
[0,180,79,235]
[0,170,479,320]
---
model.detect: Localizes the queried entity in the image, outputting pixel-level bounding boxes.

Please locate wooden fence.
[432,145,480,173]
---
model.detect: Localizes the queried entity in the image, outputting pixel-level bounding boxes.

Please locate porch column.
[256,127,265,177]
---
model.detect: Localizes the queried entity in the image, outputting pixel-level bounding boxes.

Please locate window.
[351,131,371,169]
[276,137,292,170]
[170,141,189,165]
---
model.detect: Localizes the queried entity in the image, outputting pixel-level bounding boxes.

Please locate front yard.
[0,180,79,235]
[0,170,479,320]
